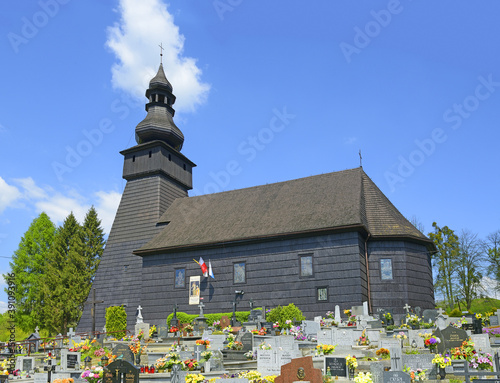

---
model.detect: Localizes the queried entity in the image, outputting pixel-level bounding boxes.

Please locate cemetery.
[4,303,500,383]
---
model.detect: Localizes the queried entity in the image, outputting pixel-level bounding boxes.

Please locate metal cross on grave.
[390,348,401,371]
[84,288,104,336]
[198,301,205,317]
[194,347,202,361]
[437,307,445,316]
[136,305,144,324]
[403,303,411,315]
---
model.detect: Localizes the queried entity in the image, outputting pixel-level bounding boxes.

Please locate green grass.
[437,297,500,315]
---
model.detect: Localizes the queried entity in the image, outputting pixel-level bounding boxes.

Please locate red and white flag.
[199,257,208,277]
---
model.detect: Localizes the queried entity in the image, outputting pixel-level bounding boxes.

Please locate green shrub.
[105,306,127,339]
[266,304,305,324]
[448,308,463,317]
[167,311,251,327]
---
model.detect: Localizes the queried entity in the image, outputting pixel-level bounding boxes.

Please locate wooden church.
[77,64,435,332]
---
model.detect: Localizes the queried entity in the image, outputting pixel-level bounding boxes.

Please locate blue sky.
[1,1,500,310]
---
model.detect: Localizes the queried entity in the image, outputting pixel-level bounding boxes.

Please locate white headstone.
[335,305,341,323]
[302,320,320,337]
[60,349,81,371]
[390,346,403,371]
[471,334,491,353]
[257,349,279,375]
[317,328,333,345]
[136,305,144,324]
[363,301,369,317]
[436,315,447,330]
[16,356,35,372]
[135,322,150,340]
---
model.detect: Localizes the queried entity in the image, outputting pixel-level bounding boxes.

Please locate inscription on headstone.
[435,326,468,354]
[324,357,347,377]
[383,371,411,383]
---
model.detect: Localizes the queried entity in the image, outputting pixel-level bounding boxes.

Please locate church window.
[183,163,186,170]
[168,154,171,161]
[233,262,246,284]
[300,254,313,277]
[380,259,393,280]
[158,94,165,103]
[132,155,135,162]
[317,286,328,302]
[175,268,185,288]
[149,151,152,158]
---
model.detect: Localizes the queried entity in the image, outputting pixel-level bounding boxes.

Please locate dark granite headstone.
[111,344,135,365]
[383,371,411,383]
[262,322,273,334]
[22,358,33,372]
[324,357,347,377]
[240,333,253,352]
[158,325,168,338]
[66,354,78,369]
[435,326,468,354]
[423,309,438,324]
[249,310,263,322]
[104,360,139,383]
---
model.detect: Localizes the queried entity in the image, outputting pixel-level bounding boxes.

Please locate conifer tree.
[81,206,105,285]
[42,212,84,335]
[5,212,56,332]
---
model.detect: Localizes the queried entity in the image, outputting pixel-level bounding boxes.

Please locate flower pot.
[438,367,446,380]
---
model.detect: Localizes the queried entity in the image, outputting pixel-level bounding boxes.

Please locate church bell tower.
[77,64,195,332]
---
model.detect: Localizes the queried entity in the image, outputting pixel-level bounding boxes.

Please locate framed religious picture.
[175,268,185,288]
[189,276,200,305]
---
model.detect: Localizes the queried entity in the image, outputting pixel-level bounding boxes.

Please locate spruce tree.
[42,212,84,335]
[5,212,56,332]
[81,206,105,285]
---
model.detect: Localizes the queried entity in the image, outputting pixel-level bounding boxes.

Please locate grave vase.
[438,366,446,380]
[348,367,355,380]
[135,352,141,366]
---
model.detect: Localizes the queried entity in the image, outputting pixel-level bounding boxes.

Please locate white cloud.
[480,276,500,299]
[0,301,7,314]
[94,191,122,235]
[0,177,22,214]
[14,177,48,200]
[1,175,121,236]
[106,0,210,113]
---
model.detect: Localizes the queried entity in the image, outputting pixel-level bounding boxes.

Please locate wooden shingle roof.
[135,167,430,254]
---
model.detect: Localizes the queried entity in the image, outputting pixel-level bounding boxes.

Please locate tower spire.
[159,43,164,64]
[135,64,184,151]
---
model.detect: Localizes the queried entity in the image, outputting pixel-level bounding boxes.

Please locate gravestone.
[422,309,438,324]
[351,306,363,316]
[435,326,468,354]
[370,362,384,383]
[324,357,347,378]
[471,333,491,353]
[170,364,186,383]
[274,356,323,383]
[389,347,403,371]
[262,322,274,335]
[220,316,231,329]
[104,360,139,383]
[414,306,421,317]
[16,356,35,372]
[157,325,168,339]
[278,335,296,351]
[208,334,227,351]
[134,322,150,340]
[408,329,432,348]
[257,349,277,375]
[402,354,437,379]
[278,349,302,369]
[111,344,135,365]
[61,349,81,370]
[248,309,263,322]
[380,338,400,350]
[317,328,333,345]
[334,328,355,348]
[240,332,253,352]
[383,371,411,383]
[489,316,499,326]
[335,305,341,324]
[34,373,46,383]
[302,320,320,337]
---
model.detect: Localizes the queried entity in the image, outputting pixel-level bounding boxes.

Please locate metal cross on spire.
[159,43,164,64]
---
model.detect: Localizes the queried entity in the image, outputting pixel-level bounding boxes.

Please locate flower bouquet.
[423,335,441,351]
[316,344,336,355]
[403,366,427,382]
[201,351,213,362]
[185,373,205,383]
[346,355,358,369]
[196,339,210,347]
[354,372,373,383]
[81,366,103,383]
[470,353,493,371]
[375,348,390,359]
[183,359,199,371]
[432,353,452,368]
